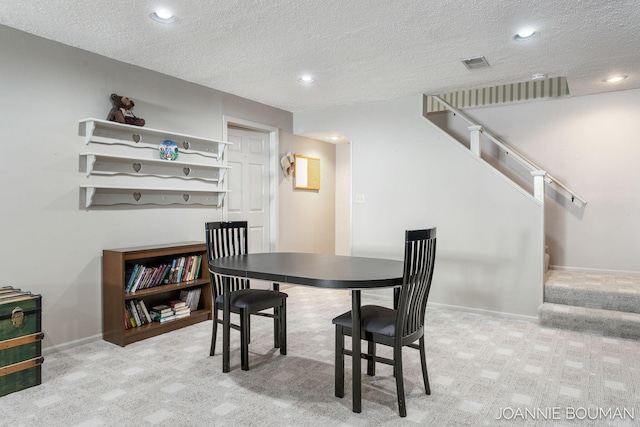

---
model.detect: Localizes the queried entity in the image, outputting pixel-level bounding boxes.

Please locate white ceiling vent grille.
[462,56,490,70]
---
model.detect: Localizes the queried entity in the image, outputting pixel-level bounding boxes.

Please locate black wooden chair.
[332,228,437,417]
[205,221,287,371]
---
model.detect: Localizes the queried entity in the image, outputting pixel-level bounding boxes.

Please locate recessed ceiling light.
[604,75,627,83]
[514,29,537,41]
[298,74,315,84]
[150,9,175,23]
[329,135,341,141]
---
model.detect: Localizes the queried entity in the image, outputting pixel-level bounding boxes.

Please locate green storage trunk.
[0,287,44,397]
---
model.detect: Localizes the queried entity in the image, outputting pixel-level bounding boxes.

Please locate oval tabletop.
[208,252,404,289]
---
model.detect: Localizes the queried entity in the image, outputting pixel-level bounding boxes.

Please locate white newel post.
[531,170,547,203]
[468,125,483,156]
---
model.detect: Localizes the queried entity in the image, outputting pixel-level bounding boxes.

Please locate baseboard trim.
[550,265,640,276]
[43,333,103,356]
[362,290,538,323]
[427,302,538,323]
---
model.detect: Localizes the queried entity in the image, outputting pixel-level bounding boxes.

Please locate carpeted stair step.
[538,302,640,340]
[545,270,640,313]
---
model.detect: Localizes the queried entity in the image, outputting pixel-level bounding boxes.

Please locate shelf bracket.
[85,154,97,177]
[84,120,96,145]
[85,186,96,208]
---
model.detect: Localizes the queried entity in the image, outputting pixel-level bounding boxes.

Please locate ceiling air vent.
[462,56,490,70]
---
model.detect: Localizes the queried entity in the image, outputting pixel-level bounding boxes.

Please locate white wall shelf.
[80,152,229,183]
[79,118,230,160]
[80,185,229,208]
[78,118,230,209]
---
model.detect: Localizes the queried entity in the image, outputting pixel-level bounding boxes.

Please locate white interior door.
[225,126,271,254]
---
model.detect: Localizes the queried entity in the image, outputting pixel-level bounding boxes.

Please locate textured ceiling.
[1,0,639,113]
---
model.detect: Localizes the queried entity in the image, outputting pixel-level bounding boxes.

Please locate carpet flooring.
[1,285,639,426]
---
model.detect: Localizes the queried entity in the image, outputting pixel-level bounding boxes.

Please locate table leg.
[222,276,230,373]
[352,289,361,413]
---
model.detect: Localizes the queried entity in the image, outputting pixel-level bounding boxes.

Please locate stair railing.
[429,95,587,207]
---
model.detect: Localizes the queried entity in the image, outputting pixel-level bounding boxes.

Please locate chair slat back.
[396,228,437,340]
[205,221,249,297]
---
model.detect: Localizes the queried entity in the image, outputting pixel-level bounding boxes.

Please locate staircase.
[539,270,640,340]
[421,91,640,336]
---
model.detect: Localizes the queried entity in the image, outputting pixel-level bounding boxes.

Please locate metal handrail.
[430,95,587,206]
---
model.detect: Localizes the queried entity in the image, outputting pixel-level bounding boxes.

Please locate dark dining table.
[208,252,404,413]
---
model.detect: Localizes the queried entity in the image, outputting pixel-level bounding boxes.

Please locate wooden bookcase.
[102,242,212,346]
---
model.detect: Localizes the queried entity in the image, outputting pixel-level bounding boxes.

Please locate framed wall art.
[294,155,320,190]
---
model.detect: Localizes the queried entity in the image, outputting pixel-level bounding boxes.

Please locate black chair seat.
[332,305,397,337]
[215,288,288,310]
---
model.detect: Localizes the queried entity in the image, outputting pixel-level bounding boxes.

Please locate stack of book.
[170,300,191,319]
[149,304,175,323]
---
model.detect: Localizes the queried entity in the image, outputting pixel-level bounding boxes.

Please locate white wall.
[0,25,292,350]
[438,89,640,273]
[8,20,632,348]
[295,95,543,318]
[335,143,351,256]
[277,134,336,254]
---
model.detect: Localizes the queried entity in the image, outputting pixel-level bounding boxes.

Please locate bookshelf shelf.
[122,309,210,343]
[123,278,210,300]
[102,242,212,347]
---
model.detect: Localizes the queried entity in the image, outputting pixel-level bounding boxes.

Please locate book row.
[124,254,203,294]
[125,298,191,329]
[124,288,203,330]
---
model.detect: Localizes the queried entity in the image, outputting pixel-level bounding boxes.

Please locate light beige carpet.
[1,285,639,426]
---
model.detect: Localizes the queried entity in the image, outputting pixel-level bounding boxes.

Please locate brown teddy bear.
[107,93,145,127]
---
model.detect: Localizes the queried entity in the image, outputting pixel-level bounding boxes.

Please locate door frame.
[222,115,279,252]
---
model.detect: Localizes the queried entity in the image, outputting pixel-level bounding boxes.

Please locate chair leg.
[210,305,218,356]
[279,299,287,355]
[273,282,281,348]
[274,306,280,349]
[419,336,430,395]
[394,345,407,417]
[240,309,250,371]
[247,315,251,345]
[367,340,376,376]
[334,326,345,398]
